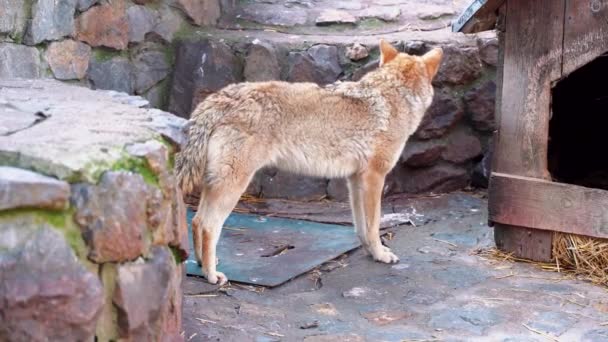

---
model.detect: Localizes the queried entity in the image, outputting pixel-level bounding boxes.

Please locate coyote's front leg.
[348,170,399,263]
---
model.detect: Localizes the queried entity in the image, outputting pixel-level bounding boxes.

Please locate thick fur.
[176,41,443,284]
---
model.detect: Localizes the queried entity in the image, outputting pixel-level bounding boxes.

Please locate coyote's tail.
[175,120,210,196]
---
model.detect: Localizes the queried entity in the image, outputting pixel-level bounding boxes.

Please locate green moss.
[169,245,184,264]
[0,208,88,259]
[111,153,160,188]
[93,48,129,63]
[156,136,176,169]
[173,21,202,41]
[358,18,385,30]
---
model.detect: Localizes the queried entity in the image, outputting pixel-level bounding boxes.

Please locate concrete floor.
[182,193,608,341]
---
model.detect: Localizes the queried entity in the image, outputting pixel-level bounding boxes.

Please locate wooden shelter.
[454,0,608,261]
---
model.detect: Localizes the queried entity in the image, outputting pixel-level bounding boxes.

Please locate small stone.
[27,0,77,45]
[404,40,428,55]
[0,0,27,38]
[132,46,170,94]
[464,80,496,132]
[46,39,92,80]
[176,0,221,26]
[342,287,371,298]
[0,43,42,78]
[361,310,410,326]
[327,178,348,202]
[433,45,483,86]
[127,5,157,43]
[357,7,401,22]
[415,89,464,139]
[0,221,104,341]
[0,166,70,210]
[71,171,150,263]
[75,0,129,50]
[316,9,357,26]
[335,1,363,10]
[345,43,369,61]
[169,40,242,118]
[525,311,578,337]
[442,130,483,164]
[113,246,174,340]
[244,40,282,82]
[77,0,98,11]
[260,169,327,201]
[477,36,498,66]
[401,141,445,167]
[88,56,133,94]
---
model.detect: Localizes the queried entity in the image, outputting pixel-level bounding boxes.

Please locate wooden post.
[490,0,565,261]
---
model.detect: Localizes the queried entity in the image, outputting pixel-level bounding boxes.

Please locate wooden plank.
[562,0,608,76]
[489,173,608,239]
[452,0,504,33]
[494,224,553,262]
[492,0,565,179]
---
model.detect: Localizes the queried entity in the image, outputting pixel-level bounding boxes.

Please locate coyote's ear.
[379,39,398,66]
[422,47,443,79]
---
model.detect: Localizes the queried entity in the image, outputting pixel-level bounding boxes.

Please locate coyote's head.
[378,39,443,82]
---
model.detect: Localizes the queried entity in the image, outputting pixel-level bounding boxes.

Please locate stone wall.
[0,0,498,201]
[170,34,498,201]
[0,0,227,108]
[0,79,188,341]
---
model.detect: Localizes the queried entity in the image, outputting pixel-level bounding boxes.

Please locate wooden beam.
[562,0,608,76]
[452,0,504,33]
[493,0,565,179]
[494,224,553,262]
[490,173,608,239]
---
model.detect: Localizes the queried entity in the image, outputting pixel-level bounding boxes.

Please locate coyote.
[176,40,443,284]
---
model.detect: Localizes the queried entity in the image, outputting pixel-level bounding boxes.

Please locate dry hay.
[552,232,608,286]
[476,233,608,287]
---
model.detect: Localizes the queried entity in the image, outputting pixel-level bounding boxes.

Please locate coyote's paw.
[372,246,399,264]
[206,271,228,285]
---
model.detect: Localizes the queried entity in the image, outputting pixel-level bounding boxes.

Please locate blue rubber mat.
[185,209,360,287]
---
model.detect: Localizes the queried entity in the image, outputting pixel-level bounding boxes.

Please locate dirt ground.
[181,192,608,341]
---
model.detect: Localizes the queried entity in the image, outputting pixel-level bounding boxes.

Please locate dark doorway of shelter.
[548,53,608,190]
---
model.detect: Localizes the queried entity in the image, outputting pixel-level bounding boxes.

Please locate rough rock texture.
[27,0,77,45]
[0,220,104,342]
[132,45,171,94]
[433,45,483,86]
[71,171,150,263]
[345,43,369,61]
[477,36,498,66]
[401,141,445,168]
[75,0,129,50]
[46,39,92,80]
[464,80,496,132]
[316,9,358,25]
[244,41,282,82]
[0,78,187,341]
[113,246,175,340]
[0,43,42,78]
[127,5,158,43]
[77,0,98,11]
[176,0,221,26]
[0,0,27,38]
[415,89,464,140]
[0,166,70,210]
[88,57,133,94]
[169,39,242,117]
[442,130,483,164]
[151,5,184,42]
[257,169,328,201]
[288,45,342,84]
